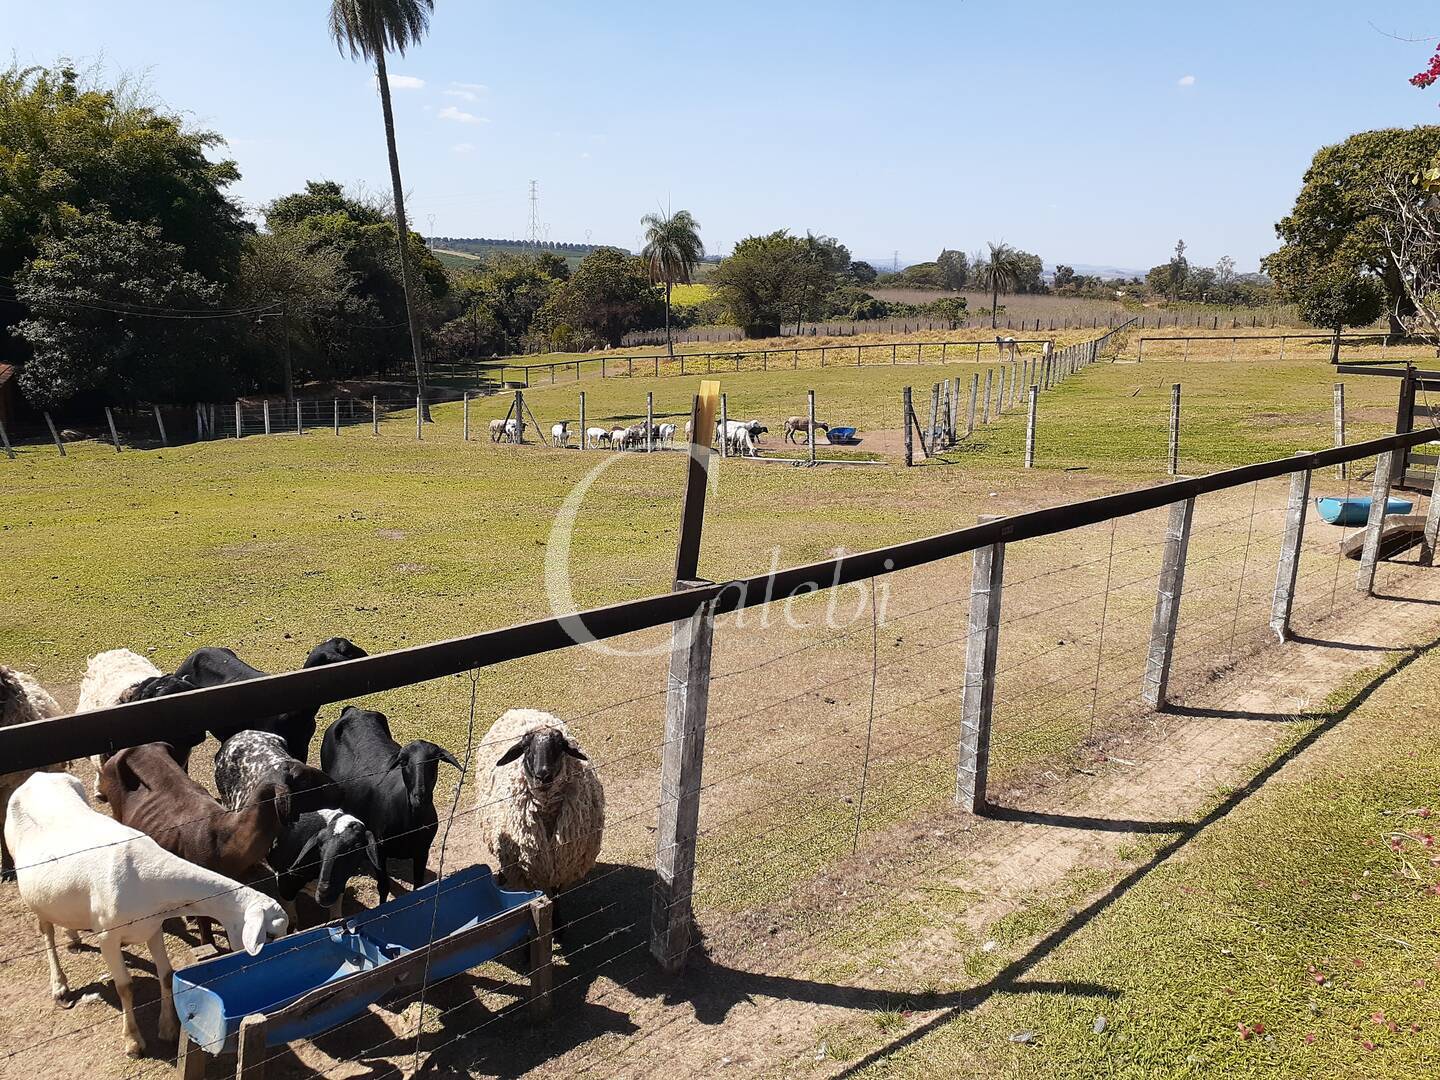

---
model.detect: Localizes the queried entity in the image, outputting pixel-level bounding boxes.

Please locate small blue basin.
[173,865,541,1053]
[1315,496,1414,527]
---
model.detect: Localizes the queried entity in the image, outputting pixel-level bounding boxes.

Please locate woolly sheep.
[6,772,287,1058]
[551,422,570,447]
[77,649,196,796]
[476,709,604,898]
[0,665,67,878]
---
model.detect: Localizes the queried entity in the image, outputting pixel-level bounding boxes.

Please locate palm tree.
[329,0,434,419]
[640,208,703,356]
[976,240,1023,329]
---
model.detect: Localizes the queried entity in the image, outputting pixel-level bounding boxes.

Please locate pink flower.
[1373,1012,1387,1025]
[1304,1033,1316,1045]
[1362,1038,1377,1051]
[1237,1023,1252,1040]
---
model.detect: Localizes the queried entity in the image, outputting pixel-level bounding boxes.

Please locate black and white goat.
[268,808,387,927]
[320,706,461,900]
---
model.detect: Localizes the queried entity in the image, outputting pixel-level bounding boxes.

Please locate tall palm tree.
[976,240,1023,329]
[640,208,703,356]
[329,0,434,419]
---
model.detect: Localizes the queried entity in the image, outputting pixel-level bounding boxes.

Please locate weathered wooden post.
[967,373,979,436]
[1333,383,1346,479]
[372,396,380,436]
[513,389,524,444]
[1420,461,1440,566]
[263,400,271,435]
[903,387,914,467]
[463,392,471,441]
[333,399,340,436]
[527,897,555,1017]
[982,369,993,424]
[1141,497,1197,708]
[234,401,243,438]
[957,515,1005,813]
[1357,450,1395,595]
[647,392,655,453]
[44,412,66,456]
[652,381,720,975]
[105,407,122,452]
[153,405,168,447]
[0,419,14,459]
[808,389,817,465]
[1010,361,1019,408]
[296,401,303,435]
[1270,455,1312,640]
[1168,383,1181,476]
[719,393,728,458]
[577,391,585,448]
[1024,385,1038,468]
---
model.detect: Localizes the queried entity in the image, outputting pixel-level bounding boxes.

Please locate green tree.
[640,208,703,357]
[975,241,1023,329]
[534,248,661,347]
[847,260,878,284]
[1053,265,1076,289]
[937,249,969,290]
[1168,239,1189,299]
[450,255,566,354]
[328,0,435,417]
[712,231,825,339]
[13,213,227,407]
[1265,127,1440,334]
[0,63,246,343]
[1291,262,1386,361]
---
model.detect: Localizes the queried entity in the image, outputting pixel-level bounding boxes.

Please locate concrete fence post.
[577,391,584,448]
[929,384,941,452]
[0,419,14,459]
[652,582,722,974]
[1270,457,1312,640]
[719,394,728,458]
[1010,361,1019,408]
[106,407,122,452]
[1024,385,1038,468]
[296,401,303,435]
[372,396,379,436]
[333,399,340,436]
[416,397,423,440]
[808,389,817,465]
[1168,383,1181,476]
[957,515,1005,813]
[1333,383,1347,479]
[263,400,271,435]
[44,411,66,456]
[1141,497,1197,708]
[234,401,242,438]
[463,392,471,441]
[903,387,914,466]
[513,390,524,444]
[648,392,655,453]
[982,369,993,424]
[1357,451,1395,595]
[966,374,979,436]
[151,405,168,447]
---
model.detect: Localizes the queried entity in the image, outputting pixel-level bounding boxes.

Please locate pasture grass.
[841,652,1440,1079]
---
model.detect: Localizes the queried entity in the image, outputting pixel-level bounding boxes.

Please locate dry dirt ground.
[1,489,1434,1079]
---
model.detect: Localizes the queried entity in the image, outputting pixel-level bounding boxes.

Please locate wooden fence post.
[463,392,471,441]
[808,389,817,465]
[1357,451,1395,595]
[929,384,941,453]
[1270,456,1311,640]
[1010,361,1019,408]
[719,393,728,458]
[333,399,340,436]
[263,400,271,435]
[372,396,379,436]
[957,515,1005,813]
[527,897,554,1017]
[1141,497,1196,708]
[1333,383,1347,479]
[967,374,978,436]
[236,1013,267,1080]
[105,407,122,452]
[577,391,584,448]
[44,412,66,456]
[1168,383,1181,476]
[296,401,303,435]
[982,369,993,424]
[903,387,914,466]
[1420,461,1440,566]
[416,397,423,440]
[0,419,13,459]
[647,392,655,453]
[513,390,524,444]
[153,405,168,447]
[1025,385,1038,468]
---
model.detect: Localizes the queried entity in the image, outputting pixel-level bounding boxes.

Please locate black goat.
[170,637,367,759]
[268,809,386,927]
[320,706,461,902]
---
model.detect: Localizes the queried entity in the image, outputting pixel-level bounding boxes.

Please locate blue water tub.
[826,427,858,444]
[1315,496,1414,526]
[173,865,542,1053]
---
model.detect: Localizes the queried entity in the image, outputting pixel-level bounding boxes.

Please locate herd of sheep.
[487,415,832,458]
[0,645,605,1060]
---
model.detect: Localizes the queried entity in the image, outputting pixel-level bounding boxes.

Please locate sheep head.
[390,740,461,814]
[495,726,588,796]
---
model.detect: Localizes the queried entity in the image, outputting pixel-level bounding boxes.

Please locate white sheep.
[78,649,161,794]
[6,772,288,1058]
[0,665,67,878]
[551,422,570,447]
[476,709,604,898]
[585,426,610,448]
[657,422,677,448]
[609,426,629,451]
[488,418,506,442]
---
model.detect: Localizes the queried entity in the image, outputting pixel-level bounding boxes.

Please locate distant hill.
[1051,262,1147,281]
[427,236,628,271]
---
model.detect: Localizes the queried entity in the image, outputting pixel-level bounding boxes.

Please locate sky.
[5,0,1440,274]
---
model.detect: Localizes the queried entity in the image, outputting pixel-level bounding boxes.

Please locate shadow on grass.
[830,624,1440,1077]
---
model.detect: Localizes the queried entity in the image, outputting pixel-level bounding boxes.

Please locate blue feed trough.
[826,426,858,444]
[173,865,544,1054]
[1315,496,1413,527]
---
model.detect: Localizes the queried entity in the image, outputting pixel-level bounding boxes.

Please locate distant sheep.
[476,709,604,901]
[551,422,570,447]
[6,772,287,1059]
[609,426,629,450]
[783,416,829,444]
[995,335,1018,360]
[0,665,67,877]
[586,426,610,448]
[658,422,677,448]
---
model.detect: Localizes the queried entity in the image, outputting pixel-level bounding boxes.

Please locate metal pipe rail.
[5,423,1438,774]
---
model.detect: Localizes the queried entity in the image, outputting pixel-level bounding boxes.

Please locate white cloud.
[579,151,591,160]
[389,74,425,90]
[451,142,475,154]
[445,82,487,101]
[438,105,489,124]
[444,89,477,102]
[1177,74,1196,87]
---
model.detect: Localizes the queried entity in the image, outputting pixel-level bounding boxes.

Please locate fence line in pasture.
[1133,331,1403,363]
[1,407,1436,1073]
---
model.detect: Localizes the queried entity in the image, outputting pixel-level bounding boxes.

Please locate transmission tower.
[526,180,542,256]
[892,249,900,273]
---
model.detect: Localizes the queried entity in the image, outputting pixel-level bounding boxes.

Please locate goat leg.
[149,930,179,1045]
[39,918,73,1005]
[99,933,145,1058]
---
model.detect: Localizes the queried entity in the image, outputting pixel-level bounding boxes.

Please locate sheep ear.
[436,746,461,770]
[239,905,269,956]
[562,739,589,762]
[495,735,530,767]
[270,784,292,825]
[291,830,324,872]
[364,831,385,876]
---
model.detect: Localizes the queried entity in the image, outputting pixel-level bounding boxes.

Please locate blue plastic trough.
[1315,496,1414,527]
[826,426,858,444]
[173,865,547,1057]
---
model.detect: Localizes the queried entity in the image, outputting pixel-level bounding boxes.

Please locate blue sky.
[5,0,1439,273]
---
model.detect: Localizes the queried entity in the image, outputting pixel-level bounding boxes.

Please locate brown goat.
[99,742,289,885]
